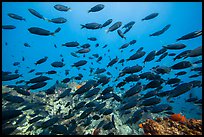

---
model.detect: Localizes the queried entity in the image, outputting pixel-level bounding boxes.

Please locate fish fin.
[50,33,55,36]
[44,18,50,22]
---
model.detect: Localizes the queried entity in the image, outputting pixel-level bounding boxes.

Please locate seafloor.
[2,82,202,135]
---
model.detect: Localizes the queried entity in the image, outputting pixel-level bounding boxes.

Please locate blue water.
[2,2,202,120]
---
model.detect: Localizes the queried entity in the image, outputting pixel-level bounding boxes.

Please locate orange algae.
[170,113,187,123]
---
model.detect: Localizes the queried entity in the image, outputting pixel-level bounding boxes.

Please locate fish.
[119,43,129,49]
[123,26,133,34]
[8,13,26,21]
[94,68,106,74]
[4,94,25,103]
[88,4,105,13]
[176,30,202,41]
[81,23,102,29]
[163,43,186,50]
[165,78,181,85]
[144,79,164,90]
[28,8,47,20]
[2,25,16,29]
[123,82,142,98]
[72,60,87,67]
[191,66,202,72]
[101,19,113,28]
[120,65,143,75]
[97,76,111,86]
[2,109,23,121]
[95,43,99,47]
[102,122,114,130]
[13,62,20,66]
[129,40,137,45]
[184,46,202,58]
[61,78,70,83]
[106,21,122,33]
[24,43,31,47]
[152,66,171,74]
[155,52,168,62]
[57,88,71,99]
[150,104,171,113]
[139,97,161,106]
[75,48,90,54]
[124,74,140,82]
[41,117,59,129]
[46,70,57,74]
[173,50,191,61]
[28,69,35,73]
[70,52,79,58]
[84,88,100,98]
[2,74,22,81]
[26,76,51,84]
[88,37,97,41]
[79,108,93,119]
[175,71,187,77]
[107,56,118,67]
[122,21,135,29]
[168,53,176,56]
[73,80,97,96]
[193,59,202,64]
[73,101,86,110]
[28,27,61,36]
[49,17,67,24]
[28,82,47,90]
[126,51,146,61]
[102,44,108,48]
[62,41,79,47]
[51,61,65,68]
[117,29,126,39]
[143,50,156,63]
[142,13,159,21]
[54,4,71,12]
[97,56,102,62]
[150,24,171,36]
[155,48,167,56]
[171,61,192,70]
[189,74,200,78]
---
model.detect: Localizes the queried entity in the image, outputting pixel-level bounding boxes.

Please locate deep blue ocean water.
[2,2,202,120]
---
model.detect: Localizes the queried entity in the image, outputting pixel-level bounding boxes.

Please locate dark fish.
[28,8,47,20]
[120,65,143,75]
[58,88,71,99]
[140,89,158,99]
[122,21,135,29]
[168,53,176,56]
[103,108,113,115]
[73,80,97,96]
[155,48,167,56]
[189,74,200,78]
[131,109,144,124]
[29,116,45,124]
[54,44,57,48]
[191,66,202,72]
[92,53,99,58]
[22,56,25,61]
[176,30,202,41]
[139,97,161,106]
[167,83,193,99]
[2,109,23,121]
[97,56,102,62]
[75,48,90,54]
[124,74,140,82]
[185,46,202,58]
[117,30,126,39]
[95,43,99,47]
[35,56,48,65]
[88,4,105,13]
[73,101,86,110]
[15,80,25,85]
[97,76,111,86]
[62,78,70,83]
[165,78,181,85]
[150,24,171,36]
[4,94,25,103]
[26,76,51,84]
[8,13,25,21]
[142,13,159,21]
[185,97,198,102]
[41,117,59,129]
[173,50,191,61]
[143,50,156,63]
[70,52,79,58]
[152,66,171,74]
[127,51,146,61]
[102,122,114,130]
[93,115,100,120]
[46,70,57,74]
[107,56,118,67]
[24,43,31,47]
[88,37,97,41]
[84,88,100,98]
[94,68,106,74]
[155,52,168,62]
[129,40,137,45]
[28,27,61,36]
[13,62,20,66]
[171,61,192,70]
[101,86,114,95]
[157,89,173,97]
[101,19,113,28]
[54,4,71,12]
[107,21,122,33]
[118,59,125,64]
[123,82,142,98]
[136,47,144,52]
[123,26,133,34]
[35,72,44,75]
[62,41,79,47]
[79,108,93,119]
[72,60,87,67]
[193,59,202,64]
[28,69,35,73]
[28,82,47,90]
[163,43,186,50]
[49,17,67,24]
[55,27,61,33]
[81,23,102,29]
[2,25,16,29]
[51,61,65,68]
[2,74,22,81]
[144,79,163,90]
[150,104,171,113]
[116,81,126,88]
[119,43,129,49]
[175,71,187,77]
[50,125,68,134]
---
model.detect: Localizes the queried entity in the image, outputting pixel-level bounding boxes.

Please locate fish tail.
[23,18,26,21]
[141,19,144,21]
[50,32,55,36]
[44,18,50,22]
[88,10,91,13]
[176,38,180,42]
[80,24,85,29]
